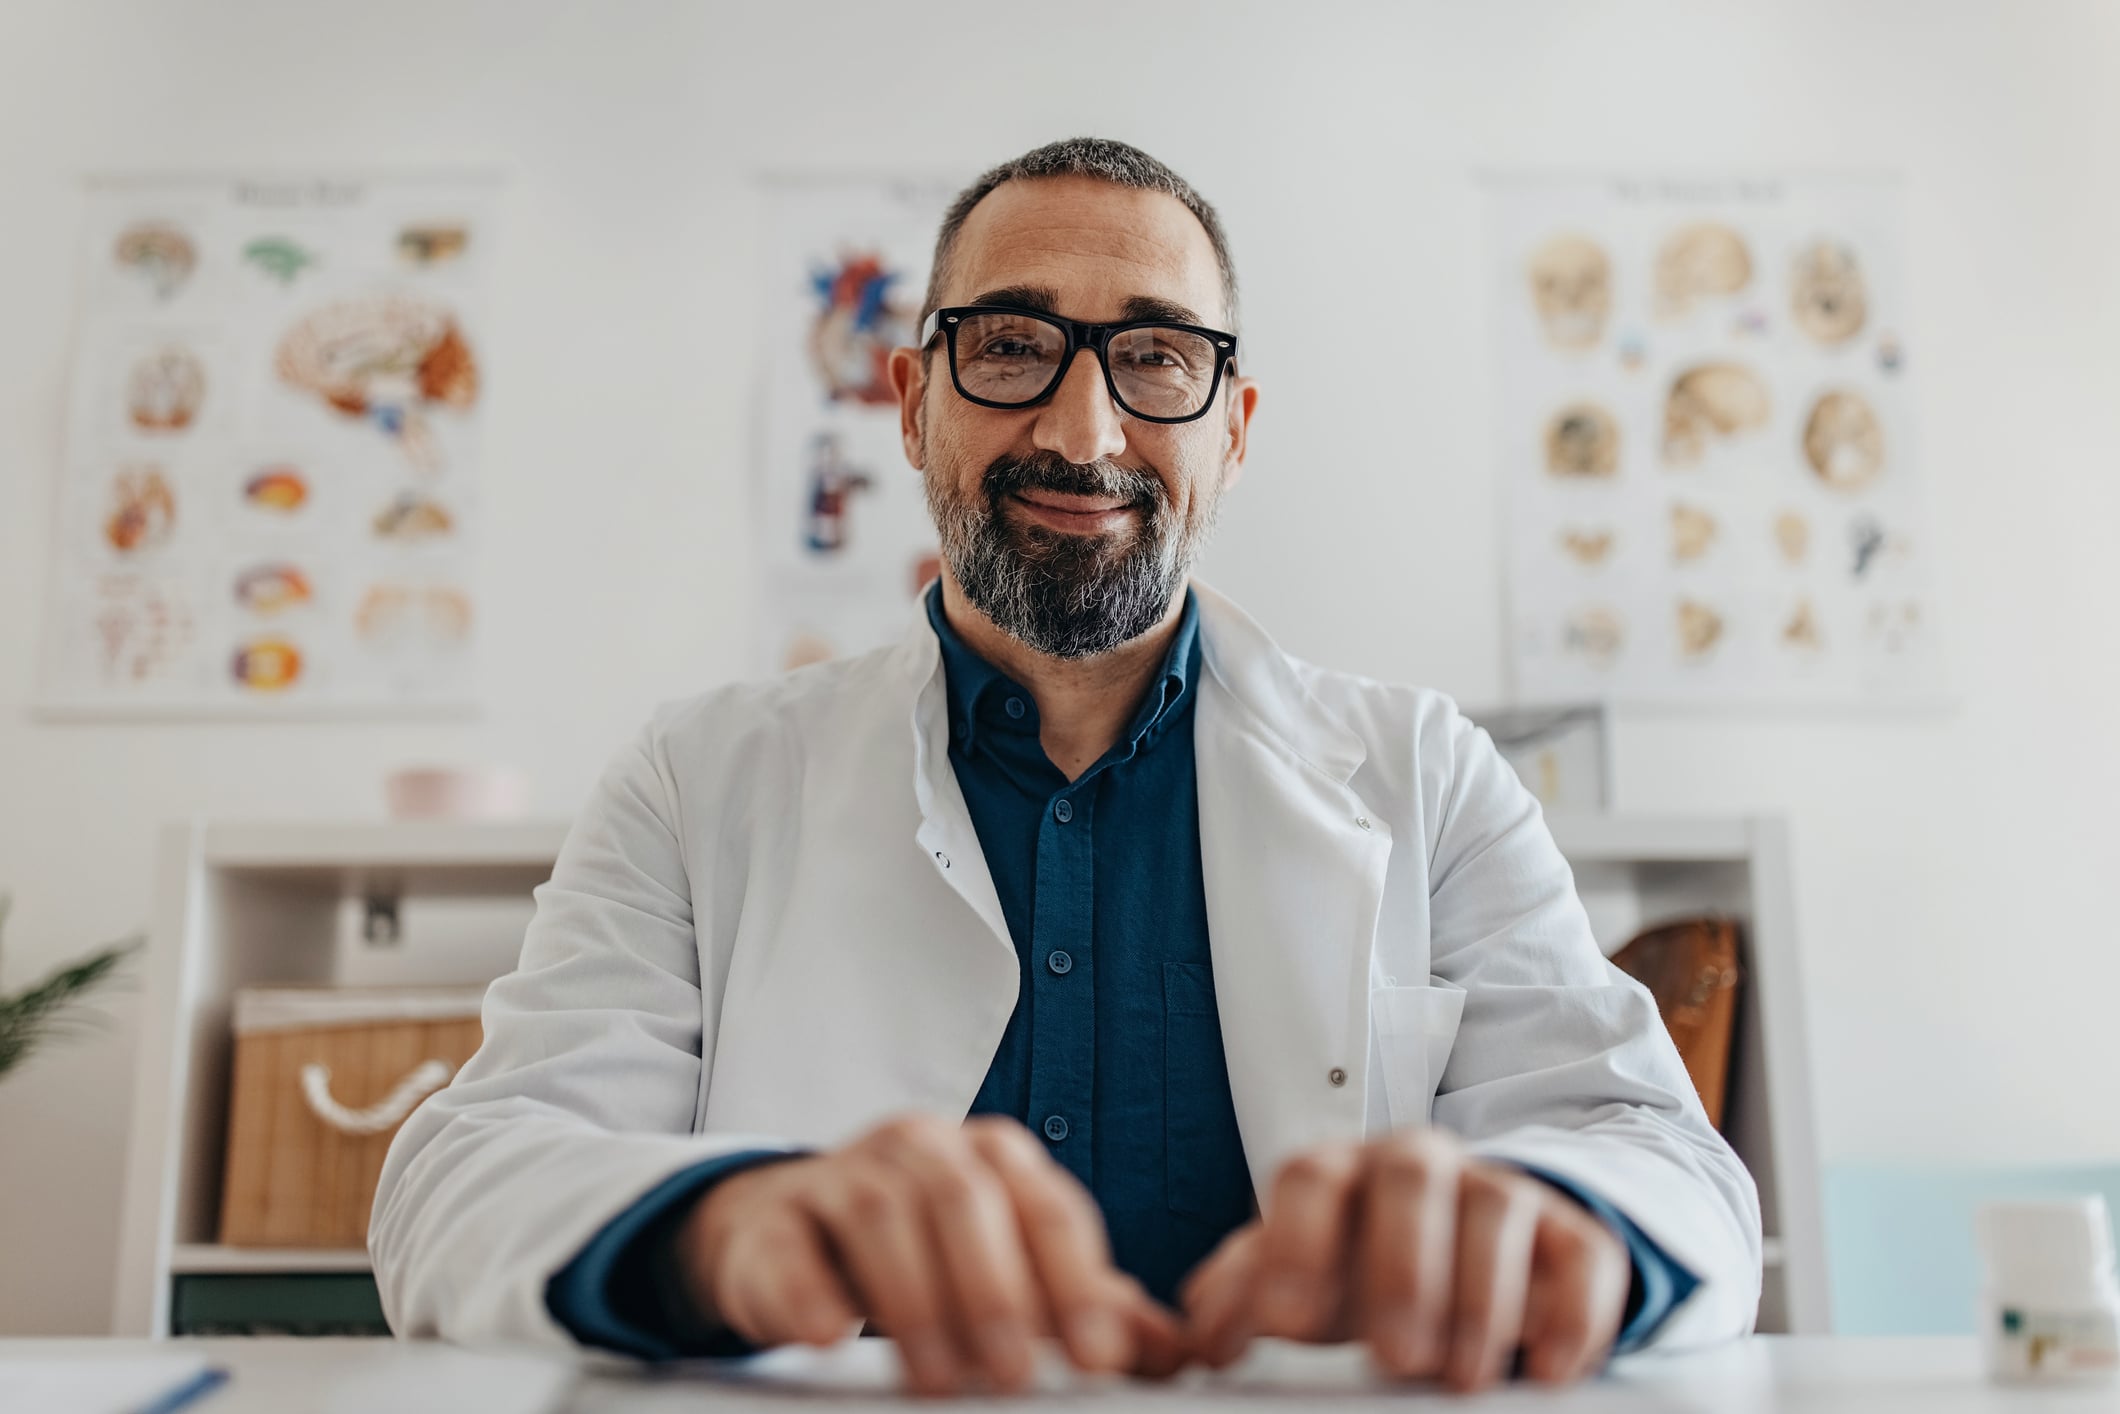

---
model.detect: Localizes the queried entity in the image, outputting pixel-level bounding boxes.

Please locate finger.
[1180,1222,1263,1370]
[712,1209,861,1349]
[964,1118,1134,1374]
[874,1117,1039,1391]
[1519,1203,1630,1385]
[1356,1129,1461,1377]
[1443,1169,1540,1393]
[805,1161,960,1395]
[1178,1217,1254,1321]
[1254,1143,1363,1341]
[1122,1281,1190,1382]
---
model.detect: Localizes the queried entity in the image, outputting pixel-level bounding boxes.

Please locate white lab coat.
[370,584,1761,1352]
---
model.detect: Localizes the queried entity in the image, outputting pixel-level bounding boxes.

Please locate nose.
[1031,347,1128,466]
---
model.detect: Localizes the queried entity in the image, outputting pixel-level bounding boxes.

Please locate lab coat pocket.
[1371,984,1466,1130]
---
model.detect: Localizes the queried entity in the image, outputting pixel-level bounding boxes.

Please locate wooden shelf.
[191,814,1757,872]
[200,820,571,870]
[171,1244,373,1275]
[1544,814,1755,863]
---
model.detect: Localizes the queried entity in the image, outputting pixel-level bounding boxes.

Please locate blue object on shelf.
[1824,1163,2120,1335]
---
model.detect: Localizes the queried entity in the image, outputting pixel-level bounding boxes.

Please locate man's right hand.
[671,1113,1184,1395]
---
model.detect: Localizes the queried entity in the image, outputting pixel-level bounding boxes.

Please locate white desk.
[2,1336,2110,1412]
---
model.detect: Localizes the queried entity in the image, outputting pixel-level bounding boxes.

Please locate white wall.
[2,0,2115,1334]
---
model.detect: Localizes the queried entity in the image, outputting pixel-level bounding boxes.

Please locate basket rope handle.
[299,1059,453,1135]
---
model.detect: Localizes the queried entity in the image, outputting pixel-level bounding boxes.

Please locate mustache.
[984,452,1163,510]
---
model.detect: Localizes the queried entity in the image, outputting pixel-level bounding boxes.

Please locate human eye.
[1115,330,1203,377]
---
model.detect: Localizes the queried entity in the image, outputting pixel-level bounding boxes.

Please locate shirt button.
[1053,798,1074,823]
[1328,1067,1348,1087]
[1047,950,1073,976]
[1005,696,1026,719]
[1043,1114,1070,1142]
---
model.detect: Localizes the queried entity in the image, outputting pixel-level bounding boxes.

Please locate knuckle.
[1386,1125,1449,1160]
[1540,1299,1593,1351]
[1388,1126,1453,1159]
[921,1161,982,1211]
[1473,1167,1540,1221]
[1461,1162,1510,1197]
[1543,1213,1595,1262]
[1019,1187,1080,1242]
[767,1266,831,1320]
[1358,1236,1419,1293]
[1372,1140,1442,1189]
[969,1281,1033,1331]
[1457,1172,1506,1216]
[841,1170,905,1225]
[961,1113,1020,1141]
[873,1111,951,1152]
[1452,1286,1494,1335]
[969,1116,1043,1166]
[1503,1170,1550,1210]
[1275,1144,1356,1194]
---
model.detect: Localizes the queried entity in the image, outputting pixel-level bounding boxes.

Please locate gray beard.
[927,453,1214,660]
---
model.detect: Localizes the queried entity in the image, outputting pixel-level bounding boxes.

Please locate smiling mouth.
[1007,489,1143,532]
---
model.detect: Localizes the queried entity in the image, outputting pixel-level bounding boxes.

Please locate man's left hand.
[1179,1128,1630,1391]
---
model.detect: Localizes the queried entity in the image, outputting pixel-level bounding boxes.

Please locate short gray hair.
[923,137,1239,332]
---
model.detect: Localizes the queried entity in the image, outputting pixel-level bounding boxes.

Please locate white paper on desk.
[0,1354,224,1414]
[673,1337,1417,1396]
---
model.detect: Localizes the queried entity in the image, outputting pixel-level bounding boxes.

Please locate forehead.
[944,175,1225,326]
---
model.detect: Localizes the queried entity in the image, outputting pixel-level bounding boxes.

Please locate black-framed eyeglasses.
[918,305,1239,425]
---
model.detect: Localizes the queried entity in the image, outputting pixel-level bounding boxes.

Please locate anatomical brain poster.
[755,175,962,673]
[1490,174,1943,708]
[37,173,499,716]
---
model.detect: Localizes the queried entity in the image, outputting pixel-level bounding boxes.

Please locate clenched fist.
[670,1113,1184,1396]
[1182,1127,1631,1391]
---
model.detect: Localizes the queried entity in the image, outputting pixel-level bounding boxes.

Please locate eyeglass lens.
[951,310,1220,419]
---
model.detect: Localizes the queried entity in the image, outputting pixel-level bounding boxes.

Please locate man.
[372,138,1761,1395]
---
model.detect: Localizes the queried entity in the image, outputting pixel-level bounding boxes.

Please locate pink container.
[383,766,530,821]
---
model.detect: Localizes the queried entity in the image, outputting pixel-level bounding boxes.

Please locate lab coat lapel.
[899,614,1014,955]
[704,620,1022,1144]
[1191,583,1391,1197]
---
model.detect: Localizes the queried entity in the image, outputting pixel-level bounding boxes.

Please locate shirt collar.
[924,581,1199,759]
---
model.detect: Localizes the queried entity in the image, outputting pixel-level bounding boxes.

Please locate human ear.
[1220,376,1259,491]
[888,344,929,470]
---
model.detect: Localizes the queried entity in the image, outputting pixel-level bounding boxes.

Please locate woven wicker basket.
[218,987,485,1248]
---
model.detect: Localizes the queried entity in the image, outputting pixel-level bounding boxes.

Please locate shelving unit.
[113,820,564,1337]
[113,813,1825,1336]
[1546,812,1825,1334]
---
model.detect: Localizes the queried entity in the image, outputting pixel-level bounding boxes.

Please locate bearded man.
[373,138,1761,1396]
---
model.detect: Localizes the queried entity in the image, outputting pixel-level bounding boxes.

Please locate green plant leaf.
[0,893,144,1078]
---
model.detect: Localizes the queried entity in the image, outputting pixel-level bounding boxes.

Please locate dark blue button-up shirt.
[545,586,1697,1358]
[931,585,1254,1306]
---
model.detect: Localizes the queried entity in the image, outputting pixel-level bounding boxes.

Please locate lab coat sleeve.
[1421,702,1764,1350]
[369,713,796,1350]
[1518,1164,1700,1353]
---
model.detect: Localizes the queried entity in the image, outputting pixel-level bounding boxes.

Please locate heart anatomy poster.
[754,175,963,673]
[37,173,500,717]
[1490,174,1943,708]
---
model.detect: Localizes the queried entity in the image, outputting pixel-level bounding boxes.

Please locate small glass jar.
[1976,1197,2120,1384]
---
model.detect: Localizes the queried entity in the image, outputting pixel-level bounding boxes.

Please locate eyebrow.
[967,285,1207,327]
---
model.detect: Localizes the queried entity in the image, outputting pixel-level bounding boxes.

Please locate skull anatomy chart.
[1489,173,1941,707]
